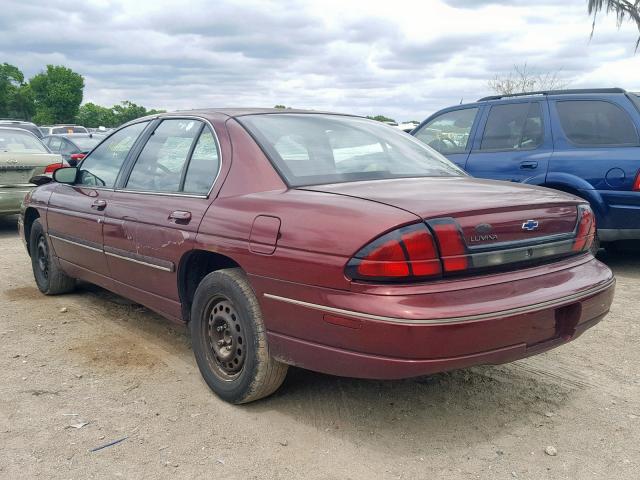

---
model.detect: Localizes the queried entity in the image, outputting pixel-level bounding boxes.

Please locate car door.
[102,118,221,320]
[46,121,151,278]
[412,106,481,169]
[464,100,552,183]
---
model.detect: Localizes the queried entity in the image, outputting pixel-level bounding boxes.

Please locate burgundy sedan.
[20,109,615,404]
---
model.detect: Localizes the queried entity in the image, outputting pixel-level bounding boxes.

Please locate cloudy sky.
[2,0,639,121]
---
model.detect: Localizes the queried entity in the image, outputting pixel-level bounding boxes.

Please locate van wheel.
[29,219,76,295]
[190,268,288,404]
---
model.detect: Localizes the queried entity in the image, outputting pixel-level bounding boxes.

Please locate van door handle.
[168,210,192,223]
[520,161,538,170]
[91,199,107,210]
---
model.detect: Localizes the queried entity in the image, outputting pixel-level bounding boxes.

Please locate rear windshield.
[239,114,464,187]
[71,136,104,150]
[52,126,88,134]
[0,129,48,153]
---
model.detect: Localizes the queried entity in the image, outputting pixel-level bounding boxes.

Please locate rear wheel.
[190,268,288,404]
[29,219,75,295]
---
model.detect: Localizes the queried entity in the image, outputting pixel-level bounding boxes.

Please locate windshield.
[239,114,465,187]
[52,126,88,134]
[71,136,104,150]
[0,129,48,153]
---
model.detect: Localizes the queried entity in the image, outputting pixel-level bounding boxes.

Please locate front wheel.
[190,268,288,404]
[29,219,75,295]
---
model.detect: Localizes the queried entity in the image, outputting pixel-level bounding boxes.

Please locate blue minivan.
[412,88,640,248]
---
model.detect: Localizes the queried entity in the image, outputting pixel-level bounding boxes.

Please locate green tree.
[588,1,640,49]
[274,104,288,109]
[0,63,34,120]
[111,100,164,125]
[76,102,116,128]
[367,114,396,123]
[29,65,84,124]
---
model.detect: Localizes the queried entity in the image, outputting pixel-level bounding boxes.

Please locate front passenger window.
[414,108,478,154]
[77,121,149,187]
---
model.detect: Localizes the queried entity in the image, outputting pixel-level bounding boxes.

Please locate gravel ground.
[0,214,639,479]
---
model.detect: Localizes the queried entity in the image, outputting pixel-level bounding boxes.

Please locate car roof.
[0,126,42,137]
[44,133,104,138]
[131,108,362,123]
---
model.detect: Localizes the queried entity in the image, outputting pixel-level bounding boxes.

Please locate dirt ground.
[0,215,638,480]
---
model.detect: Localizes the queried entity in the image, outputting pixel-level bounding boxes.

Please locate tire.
[589,233,601,256]
[190,268,288,404]
[29,219,76,295]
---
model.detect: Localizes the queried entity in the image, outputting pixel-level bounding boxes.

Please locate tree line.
[0,63,163,127]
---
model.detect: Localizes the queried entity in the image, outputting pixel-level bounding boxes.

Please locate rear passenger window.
[182,128,220,194]
[480,103,543,151]
[77,121,149,188]
[556,100,639,146]
[47,137,62,152]
[414,108,478,154]
[127,119,202,193]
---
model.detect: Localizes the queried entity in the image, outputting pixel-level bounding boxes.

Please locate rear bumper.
[252,255,615,379]
[0,187,31,215]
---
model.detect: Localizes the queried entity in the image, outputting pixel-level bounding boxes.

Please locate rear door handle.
[520,161,538,170]
[91,199,107,210]
[168,210,192,223]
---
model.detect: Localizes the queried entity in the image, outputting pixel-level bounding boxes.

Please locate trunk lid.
[300,177,582,248]
[0,152,62,186]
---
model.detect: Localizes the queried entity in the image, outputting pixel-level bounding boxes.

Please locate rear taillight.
[346,224,441,282]
[70,153,86,161]
[633,170,640,192]
[428,219,469,272]
[572,205,596,253]
[44,162,63,174]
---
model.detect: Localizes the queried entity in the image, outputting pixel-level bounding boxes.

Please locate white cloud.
[1,0,638,121]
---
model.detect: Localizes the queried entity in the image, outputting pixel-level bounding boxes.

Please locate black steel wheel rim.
[204,297,246,379]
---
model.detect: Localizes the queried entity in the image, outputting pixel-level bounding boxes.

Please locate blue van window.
[556,100,639,146]
[414,108,478,154]
[480,102,543,151]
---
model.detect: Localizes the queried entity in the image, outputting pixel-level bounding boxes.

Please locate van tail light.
[70,153,86,161]
[44,162,63,174]
[572,205,596,253]
[428,219,469,272]
[633,170,640,192]
[346,224,442,282]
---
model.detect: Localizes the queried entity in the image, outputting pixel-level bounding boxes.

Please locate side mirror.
[53,167,78,184]
[29,174,53,186]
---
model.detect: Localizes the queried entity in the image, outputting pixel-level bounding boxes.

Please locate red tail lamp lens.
[44,162,63,174]
[347,224,441,281]
[572,205,596,252]
[429,220,469,272]
[70,153,86,161]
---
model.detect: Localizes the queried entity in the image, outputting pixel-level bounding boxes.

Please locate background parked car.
[39,124,89,136]
[0,120,44,139]
[0,127,63,215]
[412,88,640,249]
[43,133,106,165]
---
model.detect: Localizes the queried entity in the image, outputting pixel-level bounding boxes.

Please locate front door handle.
[91,199,107,210]
[520,161,538,170]
[168,210,192,224]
